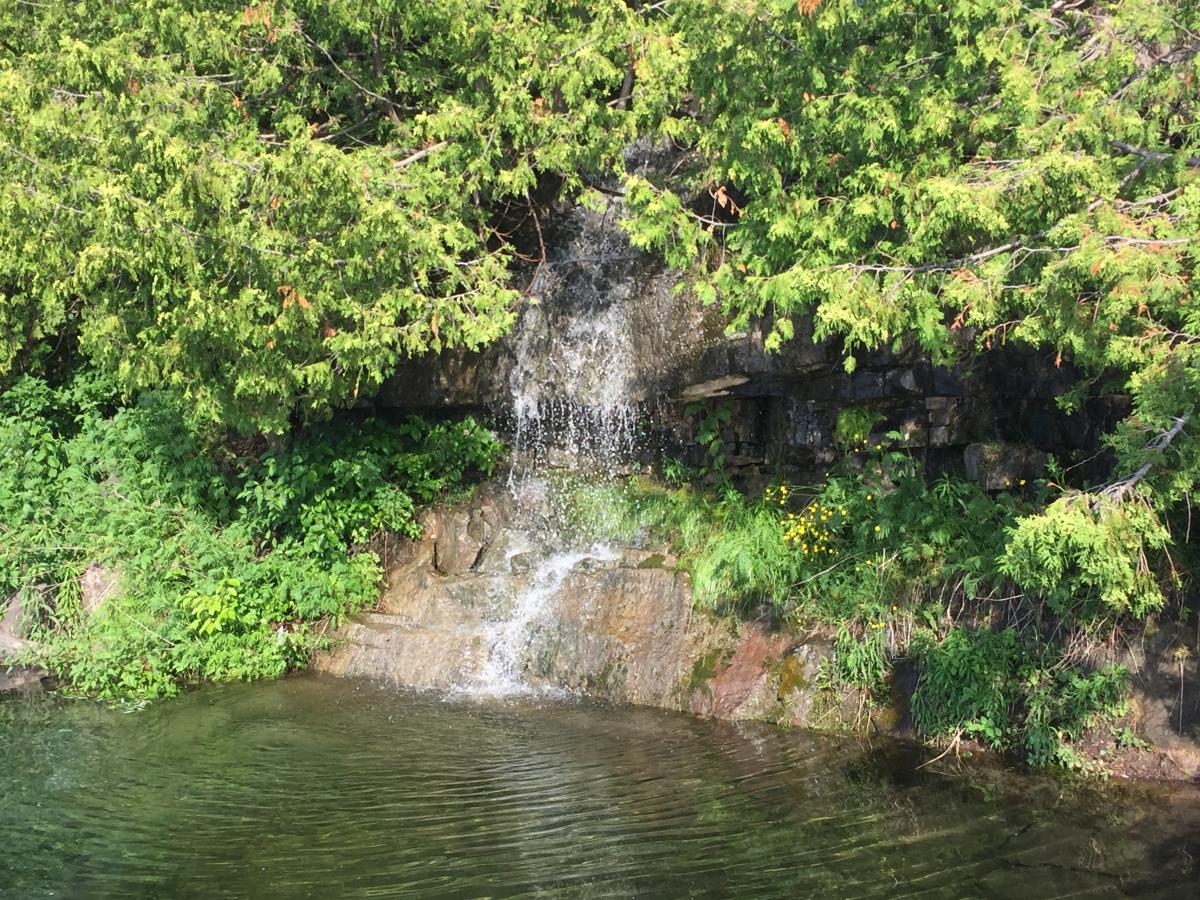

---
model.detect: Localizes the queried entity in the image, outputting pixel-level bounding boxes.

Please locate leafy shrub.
[831,622,890,698]
[911,627,1022,750]
[570,433,1149,771]
[568,480,800,609]
[911,626,1129,767]
[1,373,501,699]
[237,416,499,552]
[833,406,883,453]
[1000,495,1170,624]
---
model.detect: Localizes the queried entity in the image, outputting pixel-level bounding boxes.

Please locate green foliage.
[0,371,500,699]
[576,443,1019,621]
[686,401,734,482]
[687,493,797,608]
[614,0,1200,596]
[662,456,702,487]
[576,430,1146,769]
[911,627,1130,768]
[831,621,889,698]
[570,478,800,609]
[776,451,1019,623]
[0,0,663,432]
[833,407,883,453]
[1112,726,1150,752]
[911,627,1022,751]
[1000,495,1171,625]
[237,415,499,552]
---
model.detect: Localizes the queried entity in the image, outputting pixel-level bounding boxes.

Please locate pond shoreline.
[313,484,1200,785]
[3,675,1198,897]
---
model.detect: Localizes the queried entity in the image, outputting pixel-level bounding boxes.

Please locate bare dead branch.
[1097,414,1191,502]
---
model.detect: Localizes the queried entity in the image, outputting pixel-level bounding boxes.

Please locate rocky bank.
[316,484,1200,781]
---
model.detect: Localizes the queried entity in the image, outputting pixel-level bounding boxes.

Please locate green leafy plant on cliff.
[911,627,1130,768]
[770,446,1141,767]
[688,401,735,483]
[0,371,500,699]
[572,431,1137,767]
[1000,494,1173,626]
[617,0,1199,628]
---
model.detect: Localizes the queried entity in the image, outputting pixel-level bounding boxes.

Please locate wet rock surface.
[317,487,869,730]
[1,593,48,694]
[80,563,119,615]
[376,192,1127,488]
[1097,620,1200,780]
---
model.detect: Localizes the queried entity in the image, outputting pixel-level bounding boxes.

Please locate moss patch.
[775,653,809,699]
[687,648,730,694]
[637,553,667,569]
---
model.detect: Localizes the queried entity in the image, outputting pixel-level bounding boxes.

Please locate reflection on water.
[1,676,1196,898]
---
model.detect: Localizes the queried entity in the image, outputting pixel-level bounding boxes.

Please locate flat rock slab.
[316,489,845,728]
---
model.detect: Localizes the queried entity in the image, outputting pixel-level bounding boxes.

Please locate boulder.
[963,442,1047,491]
[317,487,862,729]
[80,563,120,615]
[1,592,47,693]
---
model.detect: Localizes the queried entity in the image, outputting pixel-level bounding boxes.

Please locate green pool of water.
[1,675,1196,898]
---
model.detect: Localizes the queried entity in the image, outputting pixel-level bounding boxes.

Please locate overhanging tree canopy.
[619,0,1198,519]
[0,0,660,432]
[1,0,1196,612]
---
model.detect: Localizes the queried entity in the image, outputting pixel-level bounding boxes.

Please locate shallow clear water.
[1,676,1197,899]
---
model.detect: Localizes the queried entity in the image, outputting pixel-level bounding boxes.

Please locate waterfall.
[504,273,643,482]
[474,544,622,696]
[473,226,650,695]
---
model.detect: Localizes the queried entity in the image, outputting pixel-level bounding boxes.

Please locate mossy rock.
[686,647,732,694]
[775,653,809,698]
[637,553,666,569]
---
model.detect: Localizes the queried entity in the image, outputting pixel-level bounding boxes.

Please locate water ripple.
[1,676,1197,899]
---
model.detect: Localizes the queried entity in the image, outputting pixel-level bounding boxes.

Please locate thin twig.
[391,139,450,169]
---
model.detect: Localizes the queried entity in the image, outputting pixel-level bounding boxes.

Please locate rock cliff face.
[377,194,1126,490]
[315,484,865,729]
[317,485,1200,781]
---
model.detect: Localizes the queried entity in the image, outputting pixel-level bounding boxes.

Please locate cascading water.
[503,274,643,485]
[474,544,622,696]
[473,215,653,696]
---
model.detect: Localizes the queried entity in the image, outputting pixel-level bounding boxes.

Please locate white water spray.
[471,210,655,695]
[473,544,621,697]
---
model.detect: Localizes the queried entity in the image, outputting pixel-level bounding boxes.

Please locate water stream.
[1,676,1196,898]
[480,249,647,696]
[475,544,622,697]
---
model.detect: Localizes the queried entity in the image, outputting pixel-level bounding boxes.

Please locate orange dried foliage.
[277,285,311,311]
